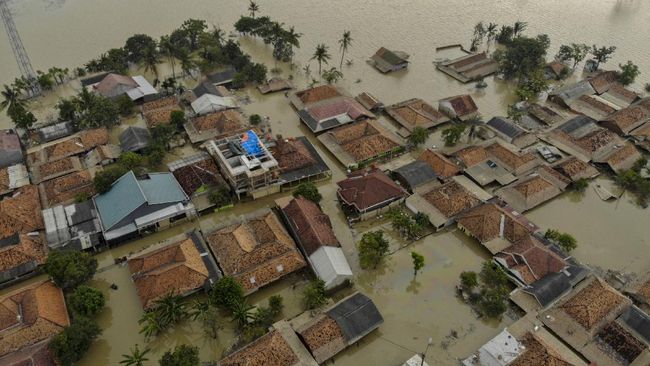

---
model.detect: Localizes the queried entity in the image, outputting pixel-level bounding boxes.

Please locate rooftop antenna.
[0,0,40,96]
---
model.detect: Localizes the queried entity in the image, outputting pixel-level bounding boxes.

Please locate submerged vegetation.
[458,262,510,318]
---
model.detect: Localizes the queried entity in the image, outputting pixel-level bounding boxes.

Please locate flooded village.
[1,1,650,366]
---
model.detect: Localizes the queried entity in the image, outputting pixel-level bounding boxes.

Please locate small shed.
[191,94,238,115]
[486,117,537,148]
[257,78,293,94]
[119,127,151,152]
[370,47,409,73]
[392,160,439,192]
[36,121,74,143]
[0,129,23,169]
[206,67,236,86]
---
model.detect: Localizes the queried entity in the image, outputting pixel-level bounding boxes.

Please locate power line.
[0,0,40,95]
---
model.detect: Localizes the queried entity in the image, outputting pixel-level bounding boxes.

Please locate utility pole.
[0,0,40,96]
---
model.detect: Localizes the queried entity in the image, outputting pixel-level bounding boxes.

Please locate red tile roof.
[418,149,459,178]
[337,169,406,212]
[282,197,339,256]
[440,94,478,117]
[296,85,341,105]
[560,277,625,330]
[497,235,566,285]
[457,203,532,244]
[219,330,299,366]
[0,185,44,240]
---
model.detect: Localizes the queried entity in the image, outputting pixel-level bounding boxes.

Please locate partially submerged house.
[269,136,331,188]
[370,47,409,73]
[485,142,540,176]
[168,152,228,212]
[128,232,221,310]
[457,203,539,254]
[336,168,407,220]
[92,73,156,101]
[317,119,403,169]
[142,96,182,128]
[294,292,384,364]
[485,117,537,148]
[392,160,439,192]
[279,196,352,289]
[496,173,563,212]
[93,171,195,244]
[436,52,499,83]
[406,176,491,229]
[30,156,83,184]
[35,121,74,143]
[0,129,23,169]
[205,209,306,294]
[549,80,596,108]
[601,104,650,136]
[42,200,103,251]
[546,115,620,162]
[439,95,479,121]
[589,71,641,108]
[26,127,109,166]
[630,121,650,152]
[553,157,600,182]
[385,98,449,136]
[527,103,565,126]
[191,94,238,115]
[450,145,516,187]
[546,60,568,79]
[205,130,281,199]
[0,164,29,197]
[289,85,374,133]
[355,92,384,112]
[184,109,247,144]
[119,126,151,152]
[258,77,293,94]
[206,67,236,86]
[494,235,567,287]
[83,144,121,167]
[417,149,460,180]
[0,280,70,364]
[592,142,642,172]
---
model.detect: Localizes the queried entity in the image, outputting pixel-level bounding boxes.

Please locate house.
[26,127,109,166]
[258,77,293,94]
[546,60,568,79]
[30,156,83,184]
[450,145,516,187]
[496,174,563,212]
[279,196,352,289]
[601,104,650,136]
[549,80,596,108]
[184,109,247,144]
[600,83,641,109]
[0,164,29,197]
[457,203,539,254]
[436,52,499,83]
[206,67,236,86]
[485,117,537,148]
[392,160,439,192]
[35,121,74,143]
[536,164,571,190]
[38,169,97,208]
[191,94,238,115]
[289,85,375,133]
[527,103,565,126]
[406,176,491,229]
[205,130,281,199]
[269,137,331,188]
[168,152,228,212]
[485,142,540,175]
[336,168,407,220]
[417,149,460,180]
[317,119,403,169]
[553,157,600,181]
[370,47,409,73]
[494,235,566,287]
[205,209,306,294]
[141,96,182,128]
[92,73,156,101]
[385,98,449,135]
[0,185,46,285]
[128,232,221,310]
[568,94,617,120]
[630,122,650,152]
[589,71,619,95]
[119,126,151,152]
[452,145,490,168]
[294,292,383,363]
[439,94,479,121]
[93,171,195,244]
[42,200,103,251]
[546,115,621,162]
[0,130,23,169]
[461,329,523,366]
[355,92,384,112]
[219,320,318,366]
[83,144,121,167]
[593,142,642,172]
[0,280,70,363]
[536,144,563,163]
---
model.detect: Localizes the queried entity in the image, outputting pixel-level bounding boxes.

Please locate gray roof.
[393,160,438,189]
[206,68,236,85]
[525,272,572,307]
[119,127,150,152]
[326,292,383,344]
[0,130,23,168]
[618,306,650,344]
[37,121,74,142]
[551,80,595,103]
[80,72,112,87]
[193,81,221,98]
[278,137,331,184]
[486,117,526,140]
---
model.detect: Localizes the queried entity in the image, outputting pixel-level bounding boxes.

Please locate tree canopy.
[293,182,322,203]
[44,250,98,290]
[494,34,550,80]
[67,285,106,317]
[617,61,640,86]
[159,344,200,366]
[50,316,102,366]
[358,231,390,269]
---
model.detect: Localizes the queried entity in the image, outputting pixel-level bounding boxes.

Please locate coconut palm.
[513,21,527,37]
[0,84,26,113]
[177,48,196,78]
[120,344,150,366]
[159,35,177,79]
[322,67,343,84]
[248,1,259,18]
[311,44,331,77]
[486,23,498,52]
[285,26,302,67]
[138,311,161,339]
[153,293,188,327]
[466,115,485,141]
[142,44,160,78]
[338,30,353,69]
[231,300,255,328]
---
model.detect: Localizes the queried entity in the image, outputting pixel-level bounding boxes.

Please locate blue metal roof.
[139,173,188,204]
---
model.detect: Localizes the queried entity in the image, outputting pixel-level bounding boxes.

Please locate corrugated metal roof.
[139,173,188,204]
[309,246,353,289]
[486,117,526,139]
[94,171,147,230]
[327,292,383,344]
[394,160,438,189]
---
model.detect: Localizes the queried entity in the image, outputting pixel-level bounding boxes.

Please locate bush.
[74,192,90,203]
[544,229,577,252]
[44,250,98,290]
[442,124,466,146]
[93,165,128,194]
[293,182,322,203]
[208,187,232,208]
[67,285,105,317]
[460,271,479,291]
[269,295,283,315]
[116,95,135,116]
[571,178,589,192]
[479,287,508,318]
[303,279,327,310]
[357,231,390,270]
[479,261,509,289]
[50,317,101,366]
[159,344,200,366]
[408,126,428,146]
[170,110,186,128]
[249,114,262,125]
[118,151,144,170]
[210,276,244,311]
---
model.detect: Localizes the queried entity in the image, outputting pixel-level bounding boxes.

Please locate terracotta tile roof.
[422,180,481,218]
[560,277,625,330]
[440,94,478,117]
[296,85,341,105]
[513,176,554,197]
[0,168,8,192]
[577,95,616,115]
[486,143,537,171]
[547,61,566,77]
[0,185,44,240]
[142,97,181,128]
[510,332,572,366]
[128,237,210,309]
[0,341,57,366]
[637,280,650,304]
[589,71,618,94]
[328,120,400,162]
[603,143,641,171]
[191,110,244,133]
[79,128,109,148]
[298,315,345,363]
[0,234,46,276]
[538,165,571,187]
[40,170,95,207]
[457,203,532,244]
[386,99,446,129]
[307,98,371,121]
[270,138,316,174]
[142,96,179,114]
[220,330,298,366]
[554,158,596,180]
[596,322,646,364]
[282,197,339,256]
[172,158,224,196]
[573,129,618,153]
[206,211,306,293]
[498,236,566,285]
[418,149,459,178]
[605,105,650,134]
[0,280,70,358]
[38,128,109,164]
[337,168,406,212]
[453,146,488,167]
[94,74,137,96]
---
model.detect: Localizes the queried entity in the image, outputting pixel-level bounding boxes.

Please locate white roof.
[191,94,238,115]
[6,164,29,189]
[126,75,158,100]
[309,246,353,289]
[462,329,521,366]
[402,355,429,366]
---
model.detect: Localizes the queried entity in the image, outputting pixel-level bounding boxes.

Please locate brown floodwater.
[1,0,649,365]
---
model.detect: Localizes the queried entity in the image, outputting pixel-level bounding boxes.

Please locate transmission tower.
[0,0,40,95]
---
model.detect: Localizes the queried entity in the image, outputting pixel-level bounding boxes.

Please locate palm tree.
[1,85,25,113]
[485,23,498,52]
[231,300,255,328]
[466,115,485,142]
[177,48,196,78]
[311,44,331,77]
[285,26,302,67]
[322,67,343,84]
[153,293,188,327]
[513,21,527,37]
[142,44,160,78]
[212,27,225,45]
[338,30,352,69]
[248,1,259,18]
[159,35,177,79]
[138,311,161,339]
[120,344,150,366]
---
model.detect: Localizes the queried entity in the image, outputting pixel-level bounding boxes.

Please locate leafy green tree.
[208,187,232,208]
[311,43,331,76]
[56,98,77,122]
[93,165,128,194]
[617,61,640,86]
[358,231,390,269]
[496,25,514,44]
[119,152,145,171]
[513,21,527,36]
[494,34,550,80]
[159,344,200,366]
[507,104,525,123]
[556,43,590,68]
[591,45,616,70]
[170,110,186,128]
[116,95,135,116]
[338,30,353,69]
[124,34,157,64]
[44,250,98,290]
[249,114,262,125]
[67,285,105,317]
[515,69,548,101]
[231,299,255,327]
[414,212,429,227]
[120,344,150,366]
[460,271,479,291]
[544,229,578,252]
[479,261,509,289]
[322,67,343,84]
[210,276,245,311]
[411,251,425,278]
[479,287,508,317]
[303,279,327,310]
[37,70,55,90]
[269,295,283,315]
[68,88,120,129]
[442,124,466,146]
[159,35,178,79]
[408,126,428,146]
[50,317,101,366]
[241,62,267,84]
[571,178,589,192]
[293,182,322,203]
[180,19,208,50]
